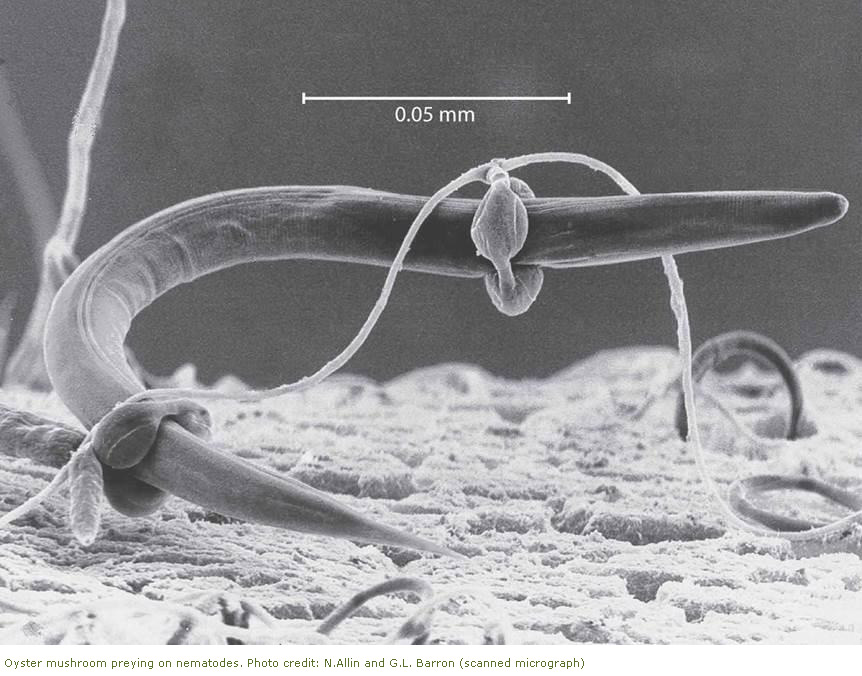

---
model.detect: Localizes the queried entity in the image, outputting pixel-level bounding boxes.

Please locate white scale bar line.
[302,92,571,104]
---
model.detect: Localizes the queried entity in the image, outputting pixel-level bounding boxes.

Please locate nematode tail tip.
[781,191,849,234]
[820,192,849,225]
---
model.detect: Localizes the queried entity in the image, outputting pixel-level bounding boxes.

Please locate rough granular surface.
[1,347,860,644]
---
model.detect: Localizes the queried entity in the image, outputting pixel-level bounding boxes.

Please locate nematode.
[41,183,847,551]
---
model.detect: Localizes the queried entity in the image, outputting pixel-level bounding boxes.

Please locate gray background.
[1,0,859,386]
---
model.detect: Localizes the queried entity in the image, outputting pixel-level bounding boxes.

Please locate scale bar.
[302,93,571,104]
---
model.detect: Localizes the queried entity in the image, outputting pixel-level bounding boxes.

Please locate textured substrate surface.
[1,347,861,644]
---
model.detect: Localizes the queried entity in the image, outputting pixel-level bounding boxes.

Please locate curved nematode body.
[44,185,847,554]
